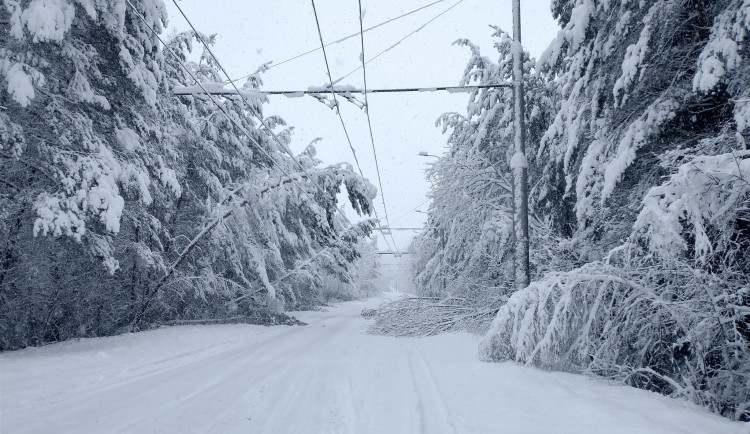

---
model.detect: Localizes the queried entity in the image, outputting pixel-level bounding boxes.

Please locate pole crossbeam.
[375,227,437,231]
[172,83,512,97]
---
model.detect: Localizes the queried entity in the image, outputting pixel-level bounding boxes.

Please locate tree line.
[407,0,749,421]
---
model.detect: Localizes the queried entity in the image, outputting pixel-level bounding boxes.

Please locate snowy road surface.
[2,295,747,434]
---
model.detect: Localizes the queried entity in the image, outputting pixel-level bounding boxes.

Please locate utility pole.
[511,0,530,289]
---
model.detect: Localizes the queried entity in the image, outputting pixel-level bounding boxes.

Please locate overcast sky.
[163,0,559,254]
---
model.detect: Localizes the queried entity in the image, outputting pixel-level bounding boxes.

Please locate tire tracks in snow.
[114,314,355,432]
[6,313,352,432]
[250,312,359,434]
[407,346,457,434]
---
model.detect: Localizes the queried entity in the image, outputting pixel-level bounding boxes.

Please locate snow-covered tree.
[373,29,565,338]
[0,0,377,349]
[411,28,559,300]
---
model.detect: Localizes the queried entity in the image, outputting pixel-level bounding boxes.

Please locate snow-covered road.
[2,295,747,434]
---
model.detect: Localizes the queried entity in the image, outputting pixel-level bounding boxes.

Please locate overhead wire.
[223,0,449,85]
[389,198,432,224]
[389,197,432,219]
[169,0,378,259]
[336,0,466,84]
[356,0,400,255]
[309,0,398,253]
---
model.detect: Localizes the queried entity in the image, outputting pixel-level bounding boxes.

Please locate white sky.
[163,0,559,253]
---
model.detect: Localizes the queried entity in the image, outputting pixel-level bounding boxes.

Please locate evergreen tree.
[0,0,378,350]
[411,28,558,299]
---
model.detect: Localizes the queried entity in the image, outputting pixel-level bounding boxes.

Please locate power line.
[389,197,431,218]
[172,83,512,97]
[223,0,449,85]
[389,198,432,224]
[335,0,467,84]
[170,0,333,200]
[309,0,398,253]
[169,0,382,243]
[376,227,437,231]
[357,0,400,255]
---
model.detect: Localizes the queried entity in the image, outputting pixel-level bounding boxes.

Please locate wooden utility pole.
[512,0,530,289]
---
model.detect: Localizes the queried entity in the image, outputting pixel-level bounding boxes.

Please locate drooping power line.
[170,0,333,199]
[389,198,432,224]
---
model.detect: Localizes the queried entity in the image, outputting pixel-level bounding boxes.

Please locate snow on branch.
[633,150,750,264]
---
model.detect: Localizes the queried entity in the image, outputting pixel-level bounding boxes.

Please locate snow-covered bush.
[634,149,750,267]
[479,259,749,420]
